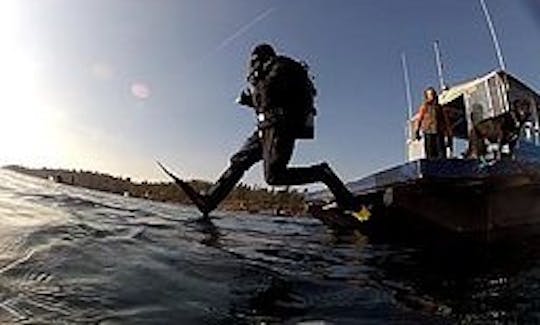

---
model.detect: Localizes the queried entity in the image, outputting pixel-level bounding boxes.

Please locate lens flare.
[130,82,151,100]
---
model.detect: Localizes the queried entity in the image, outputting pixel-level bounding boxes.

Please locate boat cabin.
[407,70,540,161]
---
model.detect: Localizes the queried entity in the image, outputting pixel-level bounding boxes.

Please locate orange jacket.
[417,103,450,135]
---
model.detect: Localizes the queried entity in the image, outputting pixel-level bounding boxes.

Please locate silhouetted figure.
[164,43,357,215]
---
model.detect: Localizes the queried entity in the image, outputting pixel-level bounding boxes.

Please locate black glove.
[236,89,254,107]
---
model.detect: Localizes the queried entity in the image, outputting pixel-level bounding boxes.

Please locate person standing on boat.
[166,43,359,216]
[415,87,450,159]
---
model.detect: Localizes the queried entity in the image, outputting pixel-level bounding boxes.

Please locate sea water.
[0,169,538,324]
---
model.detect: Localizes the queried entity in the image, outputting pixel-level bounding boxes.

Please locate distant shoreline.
[4,165,307,216]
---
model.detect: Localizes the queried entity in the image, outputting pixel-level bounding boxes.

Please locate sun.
[0,1,62,167]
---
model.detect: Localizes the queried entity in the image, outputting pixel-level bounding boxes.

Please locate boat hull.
[308,154,540,237]
[386,178,540,233]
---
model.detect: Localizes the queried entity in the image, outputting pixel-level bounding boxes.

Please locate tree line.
[5,165,307,215]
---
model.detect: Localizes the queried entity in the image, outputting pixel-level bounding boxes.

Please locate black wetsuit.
[200,55,355,213]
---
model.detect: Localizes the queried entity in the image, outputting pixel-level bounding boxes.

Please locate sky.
[1,0,540,185]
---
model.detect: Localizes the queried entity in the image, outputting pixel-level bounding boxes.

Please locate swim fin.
[156,161,211,215]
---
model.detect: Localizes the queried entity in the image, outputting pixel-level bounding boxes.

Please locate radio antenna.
[479,0,506,71]
[401,53,413,123]
[401,52,414,159]
[433,40,447,91]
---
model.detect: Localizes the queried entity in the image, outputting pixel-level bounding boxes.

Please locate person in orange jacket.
[415,87,451,159]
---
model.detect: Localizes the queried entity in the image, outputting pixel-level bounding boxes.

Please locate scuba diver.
[160,43,359,216]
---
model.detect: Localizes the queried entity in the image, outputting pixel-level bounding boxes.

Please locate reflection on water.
[0,169,538,324]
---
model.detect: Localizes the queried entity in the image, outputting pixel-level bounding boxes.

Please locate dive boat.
[307,70,540,236]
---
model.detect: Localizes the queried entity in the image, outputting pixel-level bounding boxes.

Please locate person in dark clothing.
[415,87,450,159]
[172,43,358,215]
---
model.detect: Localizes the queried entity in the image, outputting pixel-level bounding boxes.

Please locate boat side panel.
[391,182,488,233]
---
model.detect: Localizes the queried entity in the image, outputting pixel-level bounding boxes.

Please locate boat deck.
[308,142,540,203]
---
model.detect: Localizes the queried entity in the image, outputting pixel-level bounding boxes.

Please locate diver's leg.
[266,163,357,210]
[262,128,357,210]
[203,131,262,212]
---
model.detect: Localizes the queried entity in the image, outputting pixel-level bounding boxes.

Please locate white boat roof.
[438,70,500,105]
[438,70,540,105]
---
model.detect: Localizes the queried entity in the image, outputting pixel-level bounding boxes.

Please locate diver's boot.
[318,163,359,212]
[319,163,372,221]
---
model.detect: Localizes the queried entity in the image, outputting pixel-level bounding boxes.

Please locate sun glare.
[0,1,61,167]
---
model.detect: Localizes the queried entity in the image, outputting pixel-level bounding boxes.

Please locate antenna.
[433,40,447,91]
[401,53,413,123]
[401,52,414,161]
[479,0,506,71]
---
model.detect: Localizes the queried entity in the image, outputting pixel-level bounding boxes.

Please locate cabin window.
[467,85,490,122]
[443,96,468,139]
[488,76,506,115]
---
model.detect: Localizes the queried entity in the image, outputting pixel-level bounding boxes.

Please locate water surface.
[0,169,538,324]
